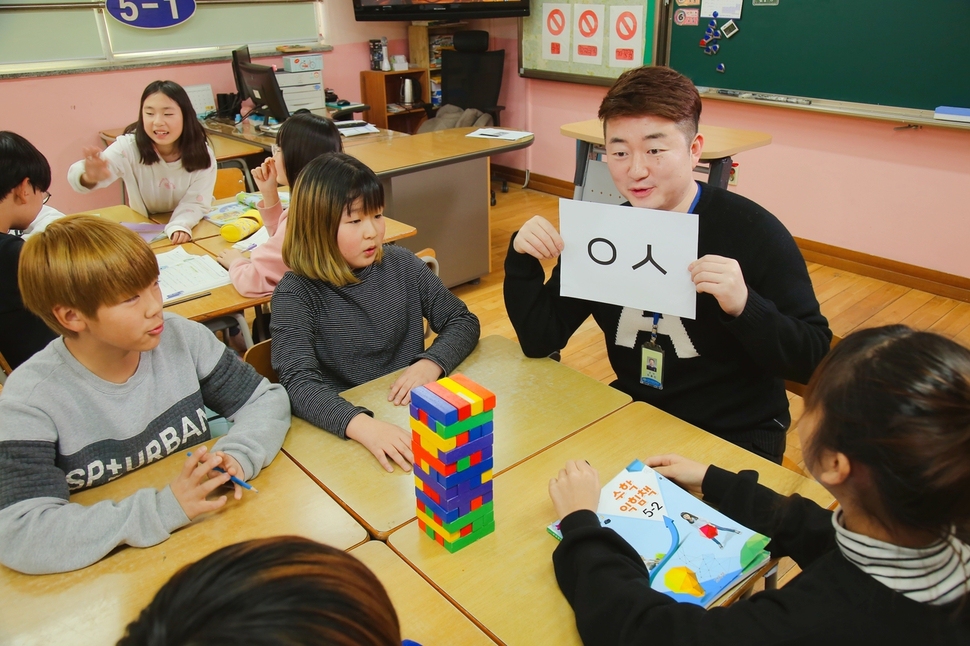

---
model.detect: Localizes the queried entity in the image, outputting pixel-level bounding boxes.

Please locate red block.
[471,496,482,511]
[470,451,481,466]
[460,524,473,537]
[419,519,427,532]
[423,482,440,504]
[419,409,429,426]
[449,374,497,412]
[456,431,469,447]
[425,381,471,420]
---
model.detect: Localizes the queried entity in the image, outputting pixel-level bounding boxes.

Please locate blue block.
[416,485,495,523]
[410,386,458,426]
[438,434,493,464]
[415,465,492,502]
[480,421,493,436]
[435,458,493,488]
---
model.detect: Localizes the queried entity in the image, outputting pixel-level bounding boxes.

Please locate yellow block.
[439,377,484,416]
[416,507,461,543]
[481,469,492,484]
[410,416,457,452]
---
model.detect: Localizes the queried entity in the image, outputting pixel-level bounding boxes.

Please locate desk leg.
[573,140,592,200]
[708,156,732,189]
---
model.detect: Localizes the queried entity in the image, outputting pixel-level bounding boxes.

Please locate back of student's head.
[277,110,343,184]
[126,80,211,172]
[597,66,702,143]
[803,326,970,539]
[0,131,51,200]
[117,536,401,646]
[19,215,159,337]
[282,152,384,286]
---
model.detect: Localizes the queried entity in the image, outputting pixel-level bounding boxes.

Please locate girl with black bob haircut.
[68,80,216,244]
[549,325,970,644]
[117,536,403,646]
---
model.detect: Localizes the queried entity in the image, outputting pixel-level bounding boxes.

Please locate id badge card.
[640,342,664,390]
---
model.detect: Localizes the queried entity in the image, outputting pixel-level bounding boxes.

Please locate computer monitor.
[237,61,290,123]
[231,45,252,101]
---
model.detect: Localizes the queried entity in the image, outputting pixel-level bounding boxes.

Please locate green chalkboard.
[667,0,970,112]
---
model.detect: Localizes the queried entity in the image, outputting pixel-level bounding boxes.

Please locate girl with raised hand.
[549,325,970,645]
[68,80,216,244]
[271,152,480,473]
[216,111,342,297]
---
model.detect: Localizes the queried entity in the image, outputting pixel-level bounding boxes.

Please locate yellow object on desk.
[220,208,263,242]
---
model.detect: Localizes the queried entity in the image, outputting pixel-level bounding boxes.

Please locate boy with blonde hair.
[0,216,290,574]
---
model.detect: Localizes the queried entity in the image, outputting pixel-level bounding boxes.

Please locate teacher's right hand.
[80,146,111,187]
[513,215,564,260]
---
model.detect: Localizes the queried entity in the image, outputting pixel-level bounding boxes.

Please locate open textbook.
[157,247,231,304]
[548,460,771,607]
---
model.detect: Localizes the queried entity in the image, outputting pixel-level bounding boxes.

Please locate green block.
[440,501,494,533]
[457,455,471,471]
[443,519,495,553]
[435,409,493,439]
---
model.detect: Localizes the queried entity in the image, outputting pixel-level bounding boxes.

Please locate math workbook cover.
[548,460,770,607]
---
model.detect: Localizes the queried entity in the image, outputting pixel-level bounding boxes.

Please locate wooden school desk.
[282,335,631,539]
[561,119,773,196]
[100,127,265,162]
[206,122,535,287]
[387,402,834,646]
[0,440,367,646]
[348,541,494,645]
[72,203,222,246]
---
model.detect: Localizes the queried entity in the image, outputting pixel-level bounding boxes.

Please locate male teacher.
[503,66,830,463]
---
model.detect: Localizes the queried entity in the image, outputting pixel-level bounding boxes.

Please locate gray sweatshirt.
[0,314,291,574]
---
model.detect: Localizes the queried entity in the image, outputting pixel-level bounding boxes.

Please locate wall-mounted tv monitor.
[237,62,290,124]
[353,0,529,22]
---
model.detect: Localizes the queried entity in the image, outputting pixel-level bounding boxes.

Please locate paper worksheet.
[467,128,533,141]
[157,246,231,303]
[232,225,271,251]
[559,199,699,319]
[700,0,741,19]
[338,124,380,137]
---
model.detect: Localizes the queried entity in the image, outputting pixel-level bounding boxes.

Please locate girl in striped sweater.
[550,326,970,645]
[270,153,480,473]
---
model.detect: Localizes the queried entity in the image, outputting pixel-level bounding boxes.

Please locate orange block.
[448,373,496,411]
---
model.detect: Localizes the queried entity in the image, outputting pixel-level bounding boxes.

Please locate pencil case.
[220,209,263,242]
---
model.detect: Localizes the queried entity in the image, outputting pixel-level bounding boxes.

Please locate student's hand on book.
[169,230,191,245]
[251,158,280,201]
[171,445,232,519]
[388,359,443,406]
[688,254,749,318]
[346,414,414,473]
[213,451,245,500]
[549,460,600,518]
[645,454,708,495]
[513,215,564,260]
[216,248,245,269]
[80,146,111,187]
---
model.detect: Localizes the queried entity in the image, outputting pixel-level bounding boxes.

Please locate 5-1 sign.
[106,0,196,29]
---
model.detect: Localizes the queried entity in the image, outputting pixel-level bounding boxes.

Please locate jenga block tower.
[410,373,495,552]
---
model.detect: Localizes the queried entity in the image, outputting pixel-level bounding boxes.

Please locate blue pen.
[186,451,259,493]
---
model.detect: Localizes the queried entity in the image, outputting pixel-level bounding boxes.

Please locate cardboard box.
[283,54,323,72]
[275,70,323,88]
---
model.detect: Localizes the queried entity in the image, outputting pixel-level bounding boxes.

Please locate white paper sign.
[700,0,741,19]
[572,4,604,65]
[608,5,644,68]
[542,3,571,62]
[559,198,699,319]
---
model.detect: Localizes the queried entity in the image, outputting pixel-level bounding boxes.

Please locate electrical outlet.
[728,162,739,186]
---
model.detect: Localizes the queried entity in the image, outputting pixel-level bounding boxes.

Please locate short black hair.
[0,131,51,200]
[276,110,343,185]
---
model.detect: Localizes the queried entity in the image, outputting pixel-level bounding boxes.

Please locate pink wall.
[473,18,970,278]
[0,4,407,216]
[3,13,967,277]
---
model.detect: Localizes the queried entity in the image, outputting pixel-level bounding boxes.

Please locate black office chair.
[419,31,507,204]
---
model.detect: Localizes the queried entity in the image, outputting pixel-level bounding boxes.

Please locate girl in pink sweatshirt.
[216,112,342,297]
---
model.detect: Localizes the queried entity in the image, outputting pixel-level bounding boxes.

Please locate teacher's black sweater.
[503,184,831,442]
[553,467,970,645]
